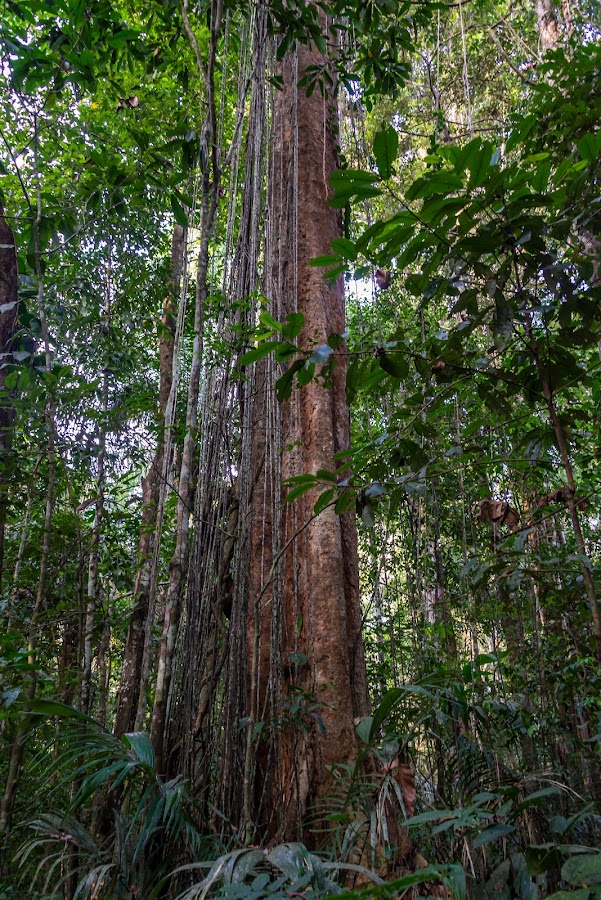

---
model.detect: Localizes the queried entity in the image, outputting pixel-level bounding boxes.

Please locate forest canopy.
[0,0,600,898]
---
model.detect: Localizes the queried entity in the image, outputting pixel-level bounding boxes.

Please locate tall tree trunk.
[524,316,601,664]
[149,0,224,764]
[1,141,56,832]
[80,248,111,716]
[146,222,204,751]
[0,203,19,592]
[536,0,560,54]
[246,29,369,843]
[114,225,183,736]
[96,602,112,729]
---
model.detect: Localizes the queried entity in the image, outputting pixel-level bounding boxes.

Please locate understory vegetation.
[0,0,600,897]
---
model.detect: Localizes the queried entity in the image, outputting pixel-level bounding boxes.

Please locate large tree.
[246,20,370,841]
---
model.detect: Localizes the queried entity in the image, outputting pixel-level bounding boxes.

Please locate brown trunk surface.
[0,204,18,591]
[536,0,560,53]
[114,225,182,736]
[248,37,369,842]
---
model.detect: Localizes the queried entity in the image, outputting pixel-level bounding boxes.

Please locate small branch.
[488,26,537,86]
[0,127,34,213]
[182,0,209,91]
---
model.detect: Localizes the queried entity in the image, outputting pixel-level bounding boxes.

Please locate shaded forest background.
[0,0,600,897]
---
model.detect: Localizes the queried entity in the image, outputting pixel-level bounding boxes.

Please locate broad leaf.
[373,125,398,179]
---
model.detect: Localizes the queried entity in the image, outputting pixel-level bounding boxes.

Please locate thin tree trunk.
[1,128,56,831]
[0,203,19,592]
[80,249,111,715]
[57,620,79,706]
[144,233,204,740]
[525,318,601,664]
[114,225,183,736]
[531,1,600,665]
[149,0,224,764]
[96,603,112,729]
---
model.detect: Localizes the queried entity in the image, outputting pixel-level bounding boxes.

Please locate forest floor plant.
[9,701,466,899]
[10,692,601,899]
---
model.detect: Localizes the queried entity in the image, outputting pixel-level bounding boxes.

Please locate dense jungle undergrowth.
[0,0,600,897]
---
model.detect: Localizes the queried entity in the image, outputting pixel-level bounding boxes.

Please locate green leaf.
[315,469,338,482]
[274,342,298,362]
[26,699,98,725]
[282,312,304,340]
[258,311,282,332]
[286,474,318,486]
[285,483,313,504]
[170,194,188,227]
[562,854,601,887]
[107,28,140,46]
[309,253,342,267]
[356,716,373,744]
[288,651,307,667]
[378,350,409,379]
[406,171,464,200]
[314,488,335,515]
[545,892,589,900]
[577,133,600,162]
[368,687,405,740]
[225,849,265,884]
[331,865,463,900]
[334,491,356,514]
[328,169,381,208]
[238,342,283,366]
[403,810,458,827]
[2,687,21,707]
[267,843,312,880]
[297,361,315,386]
[473,824,516,848]
[517,786,561,809]
[331,237,358,260]
[373,125,399,180]
[323,264,345,281]
[464,139,495,188]
[526,844,562,875]
[276,359,305,402]
[122,731,155,768]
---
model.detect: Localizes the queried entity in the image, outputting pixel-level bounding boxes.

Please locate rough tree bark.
[114,225,183,736]
[535,0,560,54]
[150,0,226,760]
[0,203,18,591]
[524,317,601,665]
[246,30,369,842]
[1,147,57,833]
[80,248,111,716]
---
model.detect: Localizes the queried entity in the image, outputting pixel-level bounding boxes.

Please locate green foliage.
[160,841,465,900]
[2,0,601,897]
[164,842,375,900]
[364,685,601,898]
[15,705,204,898]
